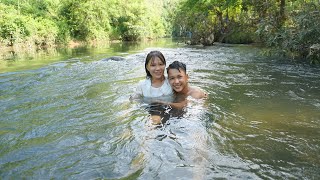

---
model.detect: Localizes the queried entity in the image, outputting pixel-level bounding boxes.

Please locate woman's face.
[146,57,165,79]
[168,68,189,93]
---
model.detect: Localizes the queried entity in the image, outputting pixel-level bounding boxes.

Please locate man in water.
[164,61,207,109]
[167,61,207,98]
[148,60,208,123]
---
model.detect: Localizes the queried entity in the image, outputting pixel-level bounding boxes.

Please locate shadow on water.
[0,41,320,179]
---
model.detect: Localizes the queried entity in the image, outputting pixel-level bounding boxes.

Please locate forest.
[0,0,319,63]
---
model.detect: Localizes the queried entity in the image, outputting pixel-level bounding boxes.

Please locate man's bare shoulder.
[189,86,208,99]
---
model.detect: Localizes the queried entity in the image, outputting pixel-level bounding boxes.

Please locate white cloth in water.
[135,77,173,98]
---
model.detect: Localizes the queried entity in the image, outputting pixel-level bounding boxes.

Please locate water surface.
[0,41,320,179]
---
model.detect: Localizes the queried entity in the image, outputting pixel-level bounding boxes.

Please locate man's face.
[168,68,188,93]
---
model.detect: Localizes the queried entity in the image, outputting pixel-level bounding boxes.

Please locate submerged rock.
[308,44,320,63]
[201,33,215,46]
[101,56,125,61]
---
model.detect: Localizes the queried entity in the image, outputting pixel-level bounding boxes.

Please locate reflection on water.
[0,38,181,73]
[0,43,320,179]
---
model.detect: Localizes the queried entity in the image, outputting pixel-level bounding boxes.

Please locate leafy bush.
[1,0,176,46]
[0,3,59,47]
[0,3,28,45]
[224,30,255,44]
[26,18,59,46]
[256,2,320,62]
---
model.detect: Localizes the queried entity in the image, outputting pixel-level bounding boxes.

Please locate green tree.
[60,0,111,41]
[0,1,61,46]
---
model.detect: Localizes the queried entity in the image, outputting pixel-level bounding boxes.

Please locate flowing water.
[0,39,320,179]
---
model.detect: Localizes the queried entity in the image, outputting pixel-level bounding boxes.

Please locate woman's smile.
[147,57,165,79]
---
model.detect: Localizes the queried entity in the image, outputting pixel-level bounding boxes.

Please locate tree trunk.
[278,0,286,27]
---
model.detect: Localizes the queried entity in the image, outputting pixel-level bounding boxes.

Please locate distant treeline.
[0,0,178,46]
[1,0,319,62]
[173,0,320,63]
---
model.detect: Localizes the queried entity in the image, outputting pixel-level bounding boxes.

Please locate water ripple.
[1,46,320,179]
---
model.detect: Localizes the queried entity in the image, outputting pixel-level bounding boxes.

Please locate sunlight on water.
[0,42,320,179]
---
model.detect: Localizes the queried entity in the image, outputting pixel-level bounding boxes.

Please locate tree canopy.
[0,0,179,45]
[172,0,320,62]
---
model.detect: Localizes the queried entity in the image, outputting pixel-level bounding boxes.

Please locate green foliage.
[256,1,320,62]
[0,2,59,47]
[172,0,320,63]
[108,0,176,41]
[108,0,146,41]
[223,26,255,44]
[173,0,214,44]
[55,19,71,44]
[59,0,111,41]
[1,0,318,64]
[27,18,59,46]
[173,0,247,44]
[0,0,176,47]
[0,3,25,45]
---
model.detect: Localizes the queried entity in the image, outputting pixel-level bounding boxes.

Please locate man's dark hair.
[167,61,186,74]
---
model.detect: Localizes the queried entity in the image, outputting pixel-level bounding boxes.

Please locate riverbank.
[0,38,182,73]
[0,39,125,61]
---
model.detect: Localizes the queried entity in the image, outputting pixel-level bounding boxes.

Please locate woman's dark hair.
[166,61,186,74]
[145,51,166,78]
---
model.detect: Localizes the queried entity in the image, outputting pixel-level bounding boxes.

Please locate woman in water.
[131,50,173,99]
[130,51,173,124]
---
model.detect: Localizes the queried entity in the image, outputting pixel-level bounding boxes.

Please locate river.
[0,39,319,179]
